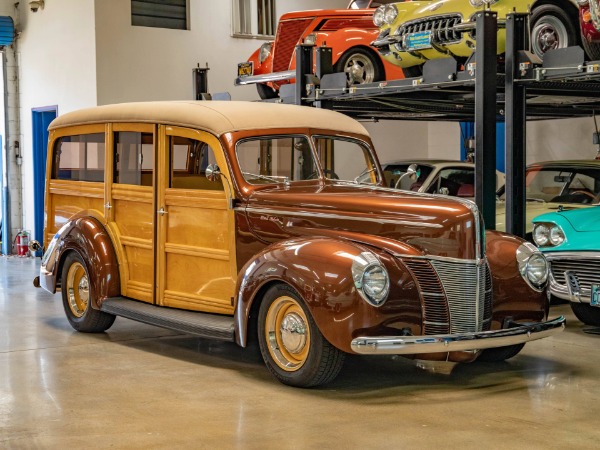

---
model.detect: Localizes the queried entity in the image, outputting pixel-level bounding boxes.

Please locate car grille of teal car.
[395,14,463,49]
[403,258,493,335]
[551,259,600,291]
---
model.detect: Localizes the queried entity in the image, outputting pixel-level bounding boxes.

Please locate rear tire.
[581,36,600,61]
[335,47,383,86]
[571,302,600,326]
[477,343,525,362]
[530,5,579,59]
[257,283,345,387]
[402,65,423,78]
[61,252,116,333]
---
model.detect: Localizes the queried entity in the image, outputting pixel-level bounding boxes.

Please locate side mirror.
[206,164,221,182]
[406,163,418,178]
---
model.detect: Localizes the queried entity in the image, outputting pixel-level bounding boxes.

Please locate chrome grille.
[404,258,493,335]
[403,259,449,335]
[395,14,463,47]
[273,18,313,72]
[550,259,600,291]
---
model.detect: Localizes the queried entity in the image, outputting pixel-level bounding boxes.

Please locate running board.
[101,297,235,341]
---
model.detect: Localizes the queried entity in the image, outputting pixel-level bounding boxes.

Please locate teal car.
[533,206,600,326]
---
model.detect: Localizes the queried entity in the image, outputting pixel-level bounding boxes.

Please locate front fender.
[234,237,424,353]
[39,213,120,309]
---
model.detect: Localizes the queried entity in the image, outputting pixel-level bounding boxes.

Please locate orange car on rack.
[235,0,405,99]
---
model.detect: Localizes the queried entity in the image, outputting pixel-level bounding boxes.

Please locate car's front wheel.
[477,343,525,362]
[257,284,345,387]
[530,5,579,59]
[335,48,383,86]
[61,252,116,333]
[571,302,600,327]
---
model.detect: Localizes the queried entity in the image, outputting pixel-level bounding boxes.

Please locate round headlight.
[352,252,390,306]
[383,4,398,25]
[549,225,565,246]
[532,223,550,247]
[517,243,549,290]
[259,42,272,63]
[526,253,549,288]
[469,0,485,7]
[373,6,385,27]
[303,33,317,46]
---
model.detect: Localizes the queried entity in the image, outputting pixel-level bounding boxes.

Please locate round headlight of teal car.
[352,251,390,306]
[517,243,549,290]
[373,5,385,27]
[532,223,550,247]
[549,225,566,246]
[383,4,398,25]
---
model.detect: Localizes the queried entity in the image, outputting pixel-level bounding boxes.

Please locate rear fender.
[40,214,120,309]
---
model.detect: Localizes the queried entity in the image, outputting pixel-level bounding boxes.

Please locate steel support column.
[295,44,313,106]
[504,13,529,237]
[474,11,498,230]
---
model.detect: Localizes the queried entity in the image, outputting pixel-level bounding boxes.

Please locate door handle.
[104,202,112,209]
[157,207,167,216]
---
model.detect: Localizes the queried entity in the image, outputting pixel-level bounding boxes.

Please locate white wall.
[363,120,430,164]
[94,0,347,104]
[527,118,600,163]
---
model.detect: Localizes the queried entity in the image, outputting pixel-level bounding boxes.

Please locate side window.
[114,132,154,186]
[170,136,223,191]
[236,136,316,184]
[313,136,380,184]
[52,133,105,182]
[232,0,276,37]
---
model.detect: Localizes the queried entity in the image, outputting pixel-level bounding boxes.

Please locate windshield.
[312,136,380,184]
[499,166,600,205]
[348,0,400,9]
[236,136,317,184]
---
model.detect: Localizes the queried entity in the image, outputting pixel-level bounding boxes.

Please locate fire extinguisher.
[15,230,29,256]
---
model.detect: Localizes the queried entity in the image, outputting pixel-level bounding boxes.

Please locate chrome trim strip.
[351,316,566,355]
[240,206,444,229]
[234,70,295,86]
[545,252,600,260]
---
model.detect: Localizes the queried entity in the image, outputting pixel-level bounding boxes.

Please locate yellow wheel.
[61,252,116,333]
[257,284,345,387]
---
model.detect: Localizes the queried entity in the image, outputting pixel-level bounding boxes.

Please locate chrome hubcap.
[67,262,89,318]
[344,53,376,85]
[532,17,568,56]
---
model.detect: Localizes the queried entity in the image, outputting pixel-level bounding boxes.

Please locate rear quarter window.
[52,133,105,182]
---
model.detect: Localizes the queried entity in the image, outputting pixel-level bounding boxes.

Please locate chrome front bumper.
[234,70,295,87]
[350,316,565,355]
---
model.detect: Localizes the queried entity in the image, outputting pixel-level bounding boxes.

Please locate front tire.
[477,343,525,362]
[257,284,345,387]
[61,252,116,333]
[530,5,579,59]
[581,36,600,61]
[571,302,600,326]
[335,47,383,86]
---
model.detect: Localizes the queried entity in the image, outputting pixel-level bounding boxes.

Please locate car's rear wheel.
[477,343,525,362]
[530,5,579,59]
[571,302,600,326]
[61,252,116,333]
[257,284,345,387]
[335,47,382,86]
[581,35,600,61]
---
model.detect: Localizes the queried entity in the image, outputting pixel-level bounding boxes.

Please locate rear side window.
[52,133,105,182]
[114,132,154,186]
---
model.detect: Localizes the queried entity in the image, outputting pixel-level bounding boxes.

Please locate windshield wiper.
[242,172,289,185]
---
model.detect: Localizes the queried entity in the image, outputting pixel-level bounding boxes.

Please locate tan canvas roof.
[48,101,369,137]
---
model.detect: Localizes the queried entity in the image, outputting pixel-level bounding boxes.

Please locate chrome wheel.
[342,53,376,85]
[66,261,89,318]
[531,15,569,57]
[264,295,310,372]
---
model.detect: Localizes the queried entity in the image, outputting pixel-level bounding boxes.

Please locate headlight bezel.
[351,251,390,307]
[533,222,566,248]
[383,4,398,25]
[373,5,386,27]
[517,242,549,291]
[469,0,500,7]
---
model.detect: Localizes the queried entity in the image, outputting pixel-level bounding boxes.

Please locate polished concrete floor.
[1,256,600,449]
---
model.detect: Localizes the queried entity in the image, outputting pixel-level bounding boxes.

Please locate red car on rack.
[581,1,600,60]
[234,0,405,99]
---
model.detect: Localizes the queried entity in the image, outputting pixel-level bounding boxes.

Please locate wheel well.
[335,45,384,72]
[56,249,78,290]
[245,280,285,346]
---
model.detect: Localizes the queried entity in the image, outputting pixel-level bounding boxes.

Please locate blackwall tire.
[256,83,279,100]
[530,5,579,59]
[571,302,600,326]
[61,252,116,333]
[335,47,383,86]
[477,343,525,362]
[581,37,600,61]
[402,65,423,78]
[257,283,345,387]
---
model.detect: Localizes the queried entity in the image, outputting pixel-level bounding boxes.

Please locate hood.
[245,183,481,260]
[559,206,600,232]
[495,201,588,234]
[281,9,376,21]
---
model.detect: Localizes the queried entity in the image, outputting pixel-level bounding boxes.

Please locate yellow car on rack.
[371,0,583,77]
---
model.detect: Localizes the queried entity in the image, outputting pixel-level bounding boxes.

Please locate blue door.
[32,107,57,251]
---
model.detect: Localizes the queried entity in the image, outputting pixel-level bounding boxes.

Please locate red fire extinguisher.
[15,230,29,256]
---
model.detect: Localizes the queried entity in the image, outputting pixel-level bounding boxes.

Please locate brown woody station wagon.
[34,101,565,387]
